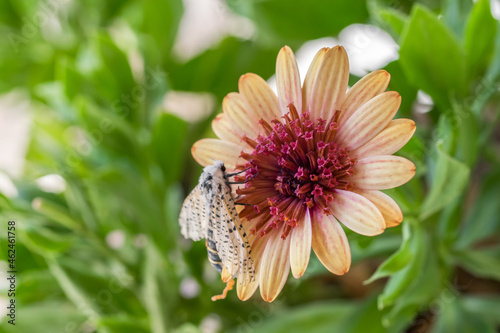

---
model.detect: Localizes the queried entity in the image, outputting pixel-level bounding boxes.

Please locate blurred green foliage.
[0,0,499,332]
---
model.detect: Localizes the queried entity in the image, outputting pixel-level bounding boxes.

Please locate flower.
[191,45,416,302]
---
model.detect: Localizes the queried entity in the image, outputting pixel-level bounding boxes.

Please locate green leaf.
[0,301,86,333]
[382,242,443,327]
[96,34,135,96]
[350,234,401,264]
[336,296,393,333]
[464,0,498,79]
[168,37,278,99]
[453,247,500,281]
[420,141,470,220]
[378,8,408,38]
[399,5,466,108]
[384,60,418,117]
[452,103,478,166]
[461,296,500,326]
[378,224,426,310]
[47,256,102,321]
[456,170,500,247]
[16,270,63,303]
[142,0,183,57]
[442,0,473,38]
[64,179,99,231]
[151,113,188,186]
[431,298,497,333]
[228,0,369,45]
[22,226,74,254]
[143,244,171,333]
[485,20,500,82]
[31,197,81,230]
[55,56,84,101]
[364,223,412,284]
[249,302,355,333]
[97,316,150,333]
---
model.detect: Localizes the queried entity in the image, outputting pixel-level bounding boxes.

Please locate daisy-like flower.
[192,46,416,302]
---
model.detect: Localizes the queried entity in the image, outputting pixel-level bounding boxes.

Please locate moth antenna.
[227,172,258,184]
[224,166,251,178]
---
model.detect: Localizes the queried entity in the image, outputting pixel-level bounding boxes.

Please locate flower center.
[236,104,357,239]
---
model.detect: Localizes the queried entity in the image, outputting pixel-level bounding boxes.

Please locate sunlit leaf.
[464,0,498,79]
[400,5,466,108]
[227,0,369,44]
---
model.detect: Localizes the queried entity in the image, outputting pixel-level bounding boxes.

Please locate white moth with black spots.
[179,161,255,299]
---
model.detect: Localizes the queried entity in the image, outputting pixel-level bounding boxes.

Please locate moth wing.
[207,190,237,278]
[212,185,255,283]
[222,197,255,284]
[179,185,207,241]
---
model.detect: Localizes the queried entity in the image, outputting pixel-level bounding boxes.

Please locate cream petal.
[302,47,329,113]
[339,70,391,126]
[239,73,281,124]
[211,114,245,146]
[311,211,351,275]
[259,230,291,302]
[309,46,349,121]
[355,190,403,228]
[277,46,302,115]
[329,189,385,236]
[237,275,259,301]
[351,119,416,159]
[223,92,260,139]
[290,209,312,278]
[350,155,416,190]
[191,138,246,169]
[336,91,401,150]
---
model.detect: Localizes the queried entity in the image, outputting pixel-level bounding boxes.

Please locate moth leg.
[211,279,235,301]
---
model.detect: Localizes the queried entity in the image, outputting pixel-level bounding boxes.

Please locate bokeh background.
[0,0,500,332]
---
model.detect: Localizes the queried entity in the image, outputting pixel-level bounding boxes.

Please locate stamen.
[239,104,357,239]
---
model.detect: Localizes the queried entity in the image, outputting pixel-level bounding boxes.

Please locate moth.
[179,160,255,300]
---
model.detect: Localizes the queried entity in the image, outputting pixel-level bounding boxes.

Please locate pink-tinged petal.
[302,47,329,113]
[223,92,260,138]
[277,46,302,115]
[212,114,245,146]
[329,189,385,236]
[336,91,401,150]
[311,211,351,275]
[355,190,403,228]
[350,155,416,190]
[339,70,391,126]
[259,230,291,302]
[290,209,312,278]
[239,73,281,124]
[309,46,349,121]
[351,119,416,159]
[191,138,246,169]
